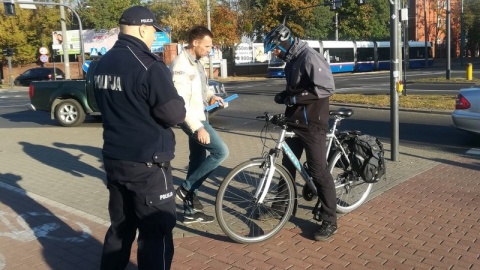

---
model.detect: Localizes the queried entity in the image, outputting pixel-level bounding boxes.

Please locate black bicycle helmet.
[263,24,292,53]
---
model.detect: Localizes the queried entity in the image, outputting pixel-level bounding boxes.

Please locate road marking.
[466,148,480,155]
[0,211,92,243]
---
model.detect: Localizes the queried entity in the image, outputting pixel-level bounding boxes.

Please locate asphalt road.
[225,68,476,95]
[1,75,479,154]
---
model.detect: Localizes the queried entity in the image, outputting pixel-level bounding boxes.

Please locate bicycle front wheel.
[329,150,373,214]
[215,159,295,244]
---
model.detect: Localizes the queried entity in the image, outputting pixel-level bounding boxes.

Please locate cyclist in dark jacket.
[264,24,338,241]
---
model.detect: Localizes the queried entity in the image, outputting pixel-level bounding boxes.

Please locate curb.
[331,102,452,115]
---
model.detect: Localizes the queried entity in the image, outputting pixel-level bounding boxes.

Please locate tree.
[211,4,240,46]
[255,0,319,41]
[149,0,206,43]
[337,0,389,41]
[1,5,61,65]
[464,0,480,56]
[77,0,140,30]
[232,0,264,41]
[303,6,335,40]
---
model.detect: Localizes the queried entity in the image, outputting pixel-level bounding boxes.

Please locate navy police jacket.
[93,33,186,163]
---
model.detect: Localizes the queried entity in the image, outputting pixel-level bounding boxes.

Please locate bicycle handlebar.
[256,112,288,127]
[258,108,354,130]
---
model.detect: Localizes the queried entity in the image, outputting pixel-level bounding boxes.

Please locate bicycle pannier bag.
[349,134,386,183]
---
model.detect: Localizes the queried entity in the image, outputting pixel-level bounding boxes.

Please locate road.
[1,73,478,154]
[226,68,475,95]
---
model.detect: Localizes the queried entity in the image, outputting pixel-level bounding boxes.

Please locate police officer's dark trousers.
[282,128,337,224]
[100,158,176,270]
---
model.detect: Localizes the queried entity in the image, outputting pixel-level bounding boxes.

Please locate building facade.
[407,0,463,58]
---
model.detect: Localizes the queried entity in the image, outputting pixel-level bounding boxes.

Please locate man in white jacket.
[170,26,229,224]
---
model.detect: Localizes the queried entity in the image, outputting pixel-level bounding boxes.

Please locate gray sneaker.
[183,212,215,224]
[313,221,338,241]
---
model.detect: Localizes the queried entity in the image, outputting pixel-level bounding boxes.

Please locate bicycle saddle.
[329,108,354,117]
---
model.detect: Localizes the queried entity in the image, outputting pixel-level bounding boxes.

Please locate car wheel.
[55,99,86,127]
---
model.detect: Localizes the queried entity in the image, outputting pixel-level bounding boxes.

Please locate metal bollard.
[466,63,473,80]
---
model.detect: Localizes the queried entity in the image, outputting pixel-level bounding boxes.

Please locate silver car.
[451,87,480,135]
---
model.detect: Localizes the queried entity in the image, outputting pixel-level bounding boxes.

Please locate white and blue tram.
[266,40,433,77]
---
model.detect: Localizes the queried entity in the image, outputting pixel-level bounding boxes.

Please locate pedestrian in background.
[263,24,338,241]
[170,26,229,224]
[93,6,185,269]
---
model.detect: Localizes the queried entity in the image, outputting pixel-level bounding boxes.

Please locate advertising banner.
[53,28,173,56]
[234,43,269,65]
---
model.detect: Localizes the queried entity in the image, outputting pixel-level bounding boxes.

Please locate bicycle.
[215,108,373,244]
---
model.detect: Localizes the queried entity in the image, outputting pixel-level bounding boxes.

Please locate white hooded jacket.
[170,49,215,132]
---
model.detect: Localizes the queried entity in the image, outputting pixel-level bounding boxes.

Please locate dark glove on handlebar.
[274,93,285,104]
[283,96,294,106]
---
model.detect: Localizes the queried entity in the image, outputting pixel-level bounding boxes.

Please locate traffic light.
[330,0,342,11]
[3,0,16,16]
[2,48,14,56]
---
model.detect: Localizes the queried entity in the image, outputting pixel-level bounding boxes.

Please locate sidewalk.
[0,126,478,269]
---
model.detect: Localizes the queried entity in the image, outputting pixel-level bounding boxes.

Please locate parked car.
[14,67,64,86]
[451,87,480,135]
[28,59,228,127]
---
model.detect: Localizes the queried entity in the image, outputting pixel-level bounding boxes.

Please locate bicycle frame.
[255,114,350,204]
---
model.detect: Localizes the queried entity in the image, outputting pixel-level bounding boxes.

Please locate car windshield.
[22,70,34,76]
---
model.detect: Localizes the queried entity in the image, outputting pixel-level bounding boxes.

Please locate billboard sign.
[52,28,120,55]
[151,32,171,53]
[234,43,268,65]
[53,28,172,55]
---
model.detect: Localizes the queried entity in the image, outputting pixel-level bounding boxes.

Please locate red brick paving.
[170,156,480,269]
[0,156,478,269]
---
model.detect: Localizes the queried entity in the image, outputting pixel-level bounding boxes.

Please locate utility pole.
[390,0,400,161]
[401,7,409,95]
[207,0,214,79]
[446,0,451,79]
[335,12,338,41]
[460,0,465,65]
[424,0,428,68]
[59,0,70,79]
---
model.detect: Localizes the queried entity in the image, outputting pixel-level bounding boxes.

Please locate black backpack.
[348,134,386,183]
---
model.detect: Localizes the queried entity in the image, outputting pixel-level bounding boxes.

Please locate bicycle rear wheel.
[215,159,295,244]
[329,150,373,213]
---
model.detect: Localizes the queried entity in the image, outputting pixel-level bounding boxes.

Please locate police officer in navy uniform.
[93,6,186,270]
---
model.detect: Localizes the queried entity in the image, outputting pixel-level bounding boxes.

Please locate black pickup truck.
[28,61,228,127]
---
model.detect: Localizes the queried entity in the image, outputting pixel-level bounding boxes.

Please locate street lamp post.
[207,0,214,79]
[460,0,465,65]
[59,0,70,79]
[446,0,451,79]
[389,0,400,161]
[424,0,428,68]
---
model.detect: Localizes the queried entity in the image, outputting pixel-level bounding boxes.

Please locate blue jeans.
[180,121,229,214]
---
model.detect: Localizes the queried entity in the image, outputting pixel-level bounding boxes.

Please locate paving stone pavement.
[0,126,478,269]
